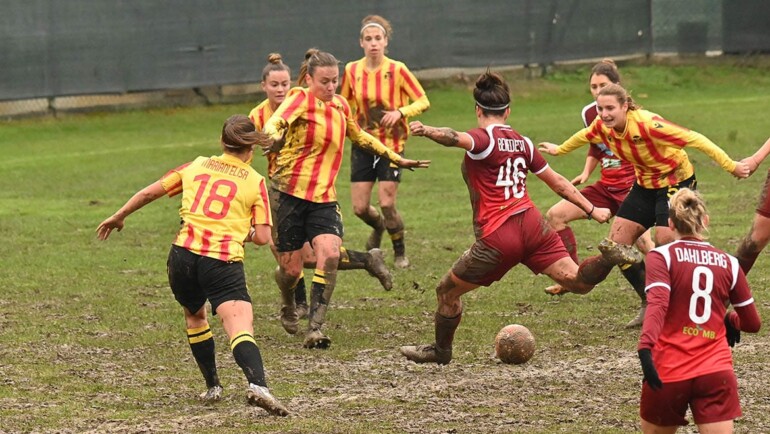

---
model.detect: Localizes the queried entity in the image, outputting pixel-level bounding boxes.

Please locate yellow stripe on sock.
[299,270,305,279]
[230,331,256,350]
[389,230,404,241]
[187,326,213,344]
[339,246,350,264]
[312,269,327,285]
[619,263,632,270]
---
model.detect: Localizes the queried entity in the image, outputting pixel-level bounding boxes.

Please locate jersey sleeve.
[465,128,492,155]
[263,87,306,140]
[529,138,549,174]
[397,64,429,118]
[638,250,672,350]
[647,115,736,173]
[159,162,191,197]
[340,63,355,108]
[251,176,272,226]
[556,119,604,155]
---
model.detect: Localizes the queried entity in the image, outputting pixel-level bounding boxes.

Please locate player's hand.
[724,312,741,347]
[537,142,559,156]
[637,349,663,390]
[740,156,760,176]
[409,121,427,136]
[571,173,589,186]
[256,131,283,155]
[96,216,125,240]
[397,158,430,170]
[731,160,751,179]
[381,110,402,128]
[590,207,612,224]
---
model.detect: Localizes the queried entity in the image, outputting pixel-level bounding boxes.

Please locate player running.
[637,188,761,433]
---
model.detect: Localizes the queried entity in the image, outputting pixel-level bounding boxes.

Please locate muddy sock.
[557,228,579,263]
[360,207,384,229]
[337,246,369,270]
[435,312,462,352]
[309,269,330,329]
[389,229,406,257]
[620,262,646,302]
[293,273,307,306]
[188,325,219,388]
[230,331,266,387]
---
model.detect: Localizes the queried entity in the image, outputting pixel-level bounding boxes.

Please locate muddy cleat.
[544,284,569,296]
[199,385,223,404]
[394,255,410,269]
[365,218,386,251]
[295,302,309,320]
[366,248,393,290]
[247,384,289,417]
[597,238,643,265]
[280,305,299,335]
[625,303,647,328]
[303,328,332,349]
[400,343,452,365]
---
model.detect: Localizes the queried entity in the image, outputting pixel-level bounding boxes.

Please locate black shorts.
[272,189,343,252]
[166,245,251,315]
[350,146,402,183]
[616,175,697,228]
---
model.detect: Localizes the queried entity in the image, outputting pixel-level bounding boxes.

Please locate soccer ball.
[495,324,535,364]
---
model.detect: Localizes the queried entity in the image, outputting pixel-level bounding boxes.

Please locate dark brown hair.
[473,70,510,116]
[262,52,291,82]
[221,115,258,152]
[590,58,621,85]
[297,48,339,86]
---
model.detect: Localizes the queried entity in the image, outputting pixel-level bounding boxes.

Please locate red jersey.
[581,102,635,191]
[463,124,548,239]
[639,238,756,382]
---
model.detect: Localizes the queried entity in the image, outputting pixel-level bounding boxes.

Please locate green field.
[2,57,770,433]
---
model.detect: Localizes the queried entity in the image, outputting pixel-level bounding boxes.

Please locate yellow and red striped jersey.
[160,153,271,262]
[263,87,402,203]
[340,56,429,153]
[556,109,736,189]
[248,100,278,178]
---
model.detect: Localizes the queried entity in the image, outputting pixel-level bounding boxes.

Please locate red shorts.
[755,168,770,218]
[451,207,569,286]
[580,182,629,216]
[640,370,741,426]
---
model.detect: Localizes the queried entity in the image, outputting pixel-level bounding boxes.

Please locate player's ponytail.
[262,52,291,82]
[221,115,258,153]
[669,188,709,237]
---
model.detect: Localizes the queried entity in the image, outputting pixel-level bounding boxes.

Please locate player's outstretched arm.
[571,156,600,186]
[536,167,611,223]
[96,181,166,240]
[409,121,472,151]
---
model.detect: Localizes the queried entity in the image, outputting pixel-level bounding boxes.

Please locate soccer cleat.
[400,343,452,365]
[365,218,386,251]
[280,305,299,335]
[199,385,223,404]
[544,284,569,296]
[303,328,332,349]
[295,303,309,320]
[625,303,647,328]
[597,238,643,265]
[366,248,393,290]
[394,255,410,269]
[247,384,289,417]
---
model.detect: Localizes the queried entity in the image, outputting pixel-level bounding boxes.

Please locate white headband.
[360,22,387,36]
[475,100,510,111]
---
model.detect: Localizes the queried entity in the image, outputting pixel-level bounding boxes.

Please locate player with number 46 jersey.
[399,71,612,365]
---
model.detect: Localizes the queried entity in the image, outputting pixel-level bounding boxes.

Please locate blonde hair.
[668,188,709,237]
[297,48,339,86]
[597,83,639,111]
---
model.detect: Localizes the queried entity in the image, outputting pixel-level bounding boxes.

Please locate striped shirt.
[160,153,271,262]
[556,109,736,189]
[248,100,278,178]
[263,87,402,203]
[340,56,429,153]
